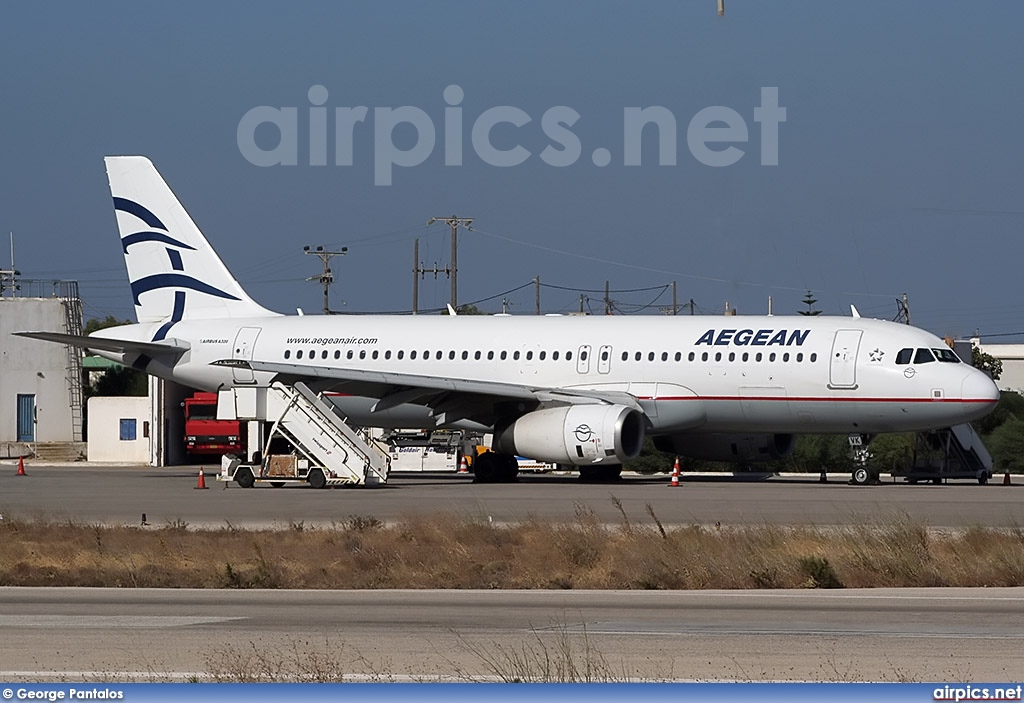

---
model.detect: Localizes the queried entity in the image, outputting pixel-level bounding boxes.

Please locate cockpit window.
[932,348,961,363]
[913,348,936,364]
[896,348,913,365]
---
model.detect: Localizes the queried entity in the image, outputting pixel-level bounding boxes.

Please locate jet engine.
[494,404,645,466]
[654,432,795,463]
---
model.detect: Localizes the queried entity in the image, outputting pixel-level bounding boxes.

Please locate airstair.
[220,381,390,488]
[896,423,994,484]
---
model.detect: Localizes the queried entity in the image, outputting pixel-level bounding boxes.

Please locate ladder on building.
[261,381,390,486]
[58,283,84,443]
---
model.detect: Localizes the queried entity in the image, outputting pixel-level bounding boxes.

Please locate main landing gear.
[472,452,520,483]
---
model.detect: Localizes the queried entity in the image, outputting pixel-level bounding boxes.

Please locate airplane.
[17,156,1000,483]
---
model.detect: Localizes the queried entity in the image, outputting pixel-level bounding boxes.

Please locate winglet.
[851,305,861,319]
[446,304,458,316]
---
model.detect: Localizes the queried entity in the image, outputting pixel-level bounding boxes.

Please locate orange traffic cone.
[458,455,469,474]
[1004,472,1011,486]
[16,456,26,476]
[194,468,208,489]
[668,456,680,487]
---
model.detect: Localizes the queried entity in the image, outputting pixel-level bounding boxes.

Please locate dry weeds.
[1,504,1022,589]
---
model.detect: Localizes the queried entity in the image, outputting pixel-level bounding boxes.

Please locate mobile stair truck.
[218,381,390,488]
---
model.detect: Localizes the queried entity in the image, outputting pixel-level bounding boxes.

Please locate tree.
[83,315,131,336]
[972,344,1003,381]
[798,290,822,316]
[985,417,1024,473]
[974,390,1024,437]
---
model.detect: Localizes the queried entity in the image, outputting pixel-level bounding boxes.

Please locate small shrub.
[798,555,843,588]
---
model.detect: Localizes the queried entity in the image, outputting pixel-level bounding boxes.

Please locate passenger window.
[347,350,354,360]
[540,351,547,361]
[552,351,559,361]
[661,352,668,361]
[487,351,494,360]
[783,352,790,362]
[701,352,709,361]
[309,349,315,358]
[410,350,417,360]
[635,351,642,361]
[688,352,695,361]
[566,351,573,361]
[359,350,366,360]
[372,350,379,360]
[769,352,776,362]
[526,351,533,360]
[674,352,681,362]
[895,348,913,365]
[384,350,391,360]
[601,350,608,361]
[810,353,817,362]
[914,348,935,364]
[501,351,508,361]
[449,351,456,360]
[475,351,481,360]
[284,350,291,359]
[714,352,722,362]
[796,353,803,362]
[514,351,521,360]
[580,350,588,361]
[756,352,763,362]
[742,352,748,362]
[321,350,328,359]
[648,352,655,362]
[621,351,629,361]
[728,352,735,362]
[435,351,443,360]
[334,350,341,360]
[461,351,468,360]
[397,350,404,360]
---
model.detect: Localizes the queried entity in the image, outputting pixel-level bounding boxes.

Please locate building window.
[119,418,137,441]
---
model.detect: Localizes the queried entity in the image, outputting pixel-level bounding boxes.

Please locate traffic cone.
[1004,472,1011,486]
[458,455,469,474]
[16,456,26,476]
[194,468,208,489]
[819,469,828,483]
[668,456,680,487]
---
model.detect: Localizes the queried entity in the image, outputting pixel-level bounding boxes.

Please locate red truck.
[183,392,245,457]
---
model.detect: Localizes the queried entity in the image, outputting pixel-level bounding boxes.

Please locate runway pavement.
[0,587,1021,682]
[1,464,1022,529]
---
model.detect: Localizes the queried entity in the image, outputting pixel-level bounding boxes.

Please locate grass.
[1,502,1023,589]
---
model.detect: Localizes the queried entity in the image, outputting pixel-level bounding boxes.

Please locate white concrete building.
[86,396,151,463]
[972,341,1024,394]
[0,290,82,457]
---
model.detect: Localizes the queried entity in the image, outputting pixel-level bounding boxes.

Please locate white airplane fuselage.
[96,312,999,436]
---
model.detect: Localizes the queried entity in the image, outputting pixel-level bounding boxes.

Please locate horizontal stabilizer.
[14,331,189,356]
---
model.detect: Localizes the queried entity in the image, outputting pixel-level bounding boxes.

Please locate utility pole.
[535,276,541,315]
[304,245,347,314]
[427,215,473,309]
[897,293,911,325]
[604,281,611,315]
[672,281,678,316]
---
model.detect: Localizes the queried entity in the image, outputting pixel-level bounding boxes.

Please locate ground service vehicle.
[183,391,244,457]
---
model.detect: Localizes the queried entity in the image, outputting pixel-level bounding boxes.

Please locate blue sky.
[1,1,1022,338]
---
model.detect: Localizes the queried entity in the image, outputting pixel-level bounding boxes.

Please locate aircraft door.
[597,345,612,374]
[829,329,863,388]
[576,345,592,374]
[232,327,262,384]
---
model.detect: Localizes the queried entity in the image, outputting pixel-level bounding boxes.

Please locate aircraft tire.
[578,465,622,483]
[307,468,327,489]
[473,452,498,483]
[270,482,285,488]
[850,467,871,486]
[497,454,520,483]
[235,466,255,489]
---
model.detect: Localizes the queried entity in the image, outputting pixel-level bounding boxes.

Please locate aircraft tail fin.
[105,156,278,325]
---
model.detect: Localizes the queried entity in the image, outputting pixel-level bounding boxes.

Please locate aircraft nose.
[961,370,1000,420]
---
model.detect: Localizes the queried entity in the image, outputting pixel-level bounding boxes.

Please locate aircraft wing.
[215,358,643,424]
[13,331,190,356]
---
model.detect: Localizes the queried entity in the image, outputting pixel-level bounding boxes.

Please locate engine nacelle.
[494,404,645,466]
[654,432,795,464]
